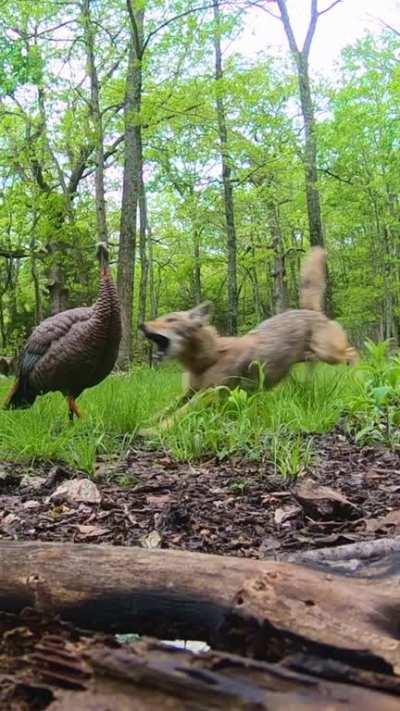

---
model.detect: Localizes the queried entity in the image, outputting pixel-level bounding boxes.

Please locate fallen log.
[282,536,400,573]
[1,610,400,710]
[1,541,400,677]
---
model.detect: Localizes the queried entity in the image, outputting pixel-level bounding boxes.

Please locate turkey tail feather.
[4,375,37,410]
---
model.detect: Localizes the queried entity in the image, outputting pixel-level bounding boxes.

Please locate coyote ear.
[188,301,213,325]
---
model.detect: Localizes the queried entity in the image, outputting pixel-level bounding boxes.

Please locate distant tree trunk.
[296,53,324,248]
[213,0,238,334]
[82,0,108,247]
[193,228,202,303]
[137,180,149,360]
[249,236,263,320]
[117,2,144,369]
[0,294,5,349]
[148,226,157,320]
[269,203,288,313]
[275,0,326,249]
[30,211,43,325]
[138,182,148,329]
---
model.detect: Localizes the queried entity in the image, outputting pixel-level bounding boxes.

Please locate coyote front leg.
[140,390,196,436]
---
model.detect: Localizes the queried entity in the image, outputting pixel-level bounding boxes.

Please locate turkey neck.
[93,267,121,340]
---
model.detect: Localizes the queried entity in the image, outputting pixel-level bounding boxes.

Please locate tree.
[212,0,238,334]
[117,1,145,368]
[81,0,109,247]
[268,1,342,250]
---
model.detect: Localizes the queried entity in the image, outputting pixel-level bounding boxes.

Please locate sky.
[237,0,399,73]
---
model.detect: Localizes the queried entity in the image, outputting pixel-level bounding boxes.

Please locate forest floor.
[1,346,400,557]
[1,430,399,558]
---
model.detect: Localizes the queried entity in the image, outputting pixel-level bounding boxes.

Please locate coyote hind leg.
[309,322,356,366]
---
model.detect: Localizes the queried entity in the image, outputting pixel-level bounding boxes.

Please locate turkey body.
[6,269,121,416]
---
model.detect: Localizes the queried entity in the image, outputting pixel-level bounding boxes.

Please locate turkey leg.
[67,396,81,421]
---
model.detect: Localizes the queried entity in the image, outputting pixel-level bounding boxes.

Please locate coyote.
[140,247,357,425]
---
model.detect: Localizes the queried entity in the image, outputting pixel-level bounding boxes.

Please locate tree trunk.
[117,5,144,368]
[296,52,324,248]
[2,541,400,677]
[138,180,148,330]
[249,237,263,320]
[82,0,108,246]
[3,611,400,710]
[269,203,288,313]
[213,0,238,334]
[275,1,324,250]
[30,247,43,325]
[0,294,5,349]
[193,227,202,303]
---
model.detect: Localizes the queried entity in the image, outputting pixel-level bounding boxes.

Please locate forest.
[0,0,399,365]
[3,3,400,708]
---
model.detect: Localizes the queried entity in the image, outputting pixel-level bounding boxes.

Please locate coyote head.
[140,302,213,361]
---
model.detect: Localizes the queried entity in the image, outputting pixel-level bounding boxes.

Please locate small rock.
[2,513,20,533]
[49,479,101,505]
[20,475,46,490]
[274,504,301,526]
[75,524,109,538]
[44,465,70,489]
[139,530,162,549]
[22,500,41,510]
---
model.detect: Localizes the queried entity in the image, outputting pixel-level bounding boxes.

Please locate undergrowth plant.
[345,340,400,447]
[0,349,397,475]
[156,362,361,475]
[0,365,180,473]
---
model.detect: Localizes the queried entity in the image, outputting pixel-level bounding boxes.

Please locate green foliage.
[0,350,399,475]
[0,2,398,346]
[0,2,399,477]
[345,340,400,446]
[0,365,180,473]
[152,362,360,475]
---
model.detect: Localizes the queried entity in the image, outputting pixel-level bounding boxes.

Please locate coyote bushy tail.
[299,246,326,312]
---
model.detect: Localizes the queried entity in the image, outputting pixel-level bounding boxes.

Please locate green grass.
[155,363,362,469]
[1,340,399,476]
[0,364,180,473]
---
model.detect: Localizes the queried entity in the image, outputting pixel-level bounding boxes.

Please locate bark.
[282,535,400,569]
[138,181,149,331]
[148,225,157,319]
[3,614,399,710]
[0,294,5,349]
[275,0,324,249]
[2,542,400,676]
[82,0,108,246]
[249,237,263,320]
[30,226,43,325]
[269,203,288,313]
[213,0,238,334]
[193,227,202,303]
[117,2,144,368]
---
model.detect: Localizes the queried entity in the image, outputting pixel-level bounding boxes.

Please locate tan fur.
[141,248,358,426]
[300,245,326,312]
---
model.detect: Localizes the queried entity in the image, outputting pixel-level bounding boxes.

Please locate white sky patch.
[235,0,399,73]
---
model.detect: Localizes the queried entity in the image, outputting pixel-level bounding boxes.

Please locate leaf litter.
[0,432,399,557]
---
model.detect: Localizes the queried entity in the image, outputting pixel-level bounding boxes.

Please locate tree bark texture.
[117,2,144,368]
[213,0,238,334]
[82,0,109,247]
[269,203,288,313]
[1,541,400,677]
[275,0,324,249]
[138,181,149,331]
[2,613,400,711]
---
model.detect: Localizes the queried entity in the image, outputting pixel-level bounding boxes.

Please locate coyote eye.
[165,317,176,323]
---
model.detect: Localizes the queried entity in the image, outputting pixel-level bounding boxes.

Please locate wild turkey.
[5,243,121,420]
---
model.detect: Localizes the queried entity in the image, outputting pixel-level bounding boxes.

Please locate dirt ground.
[1,431,400,558]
